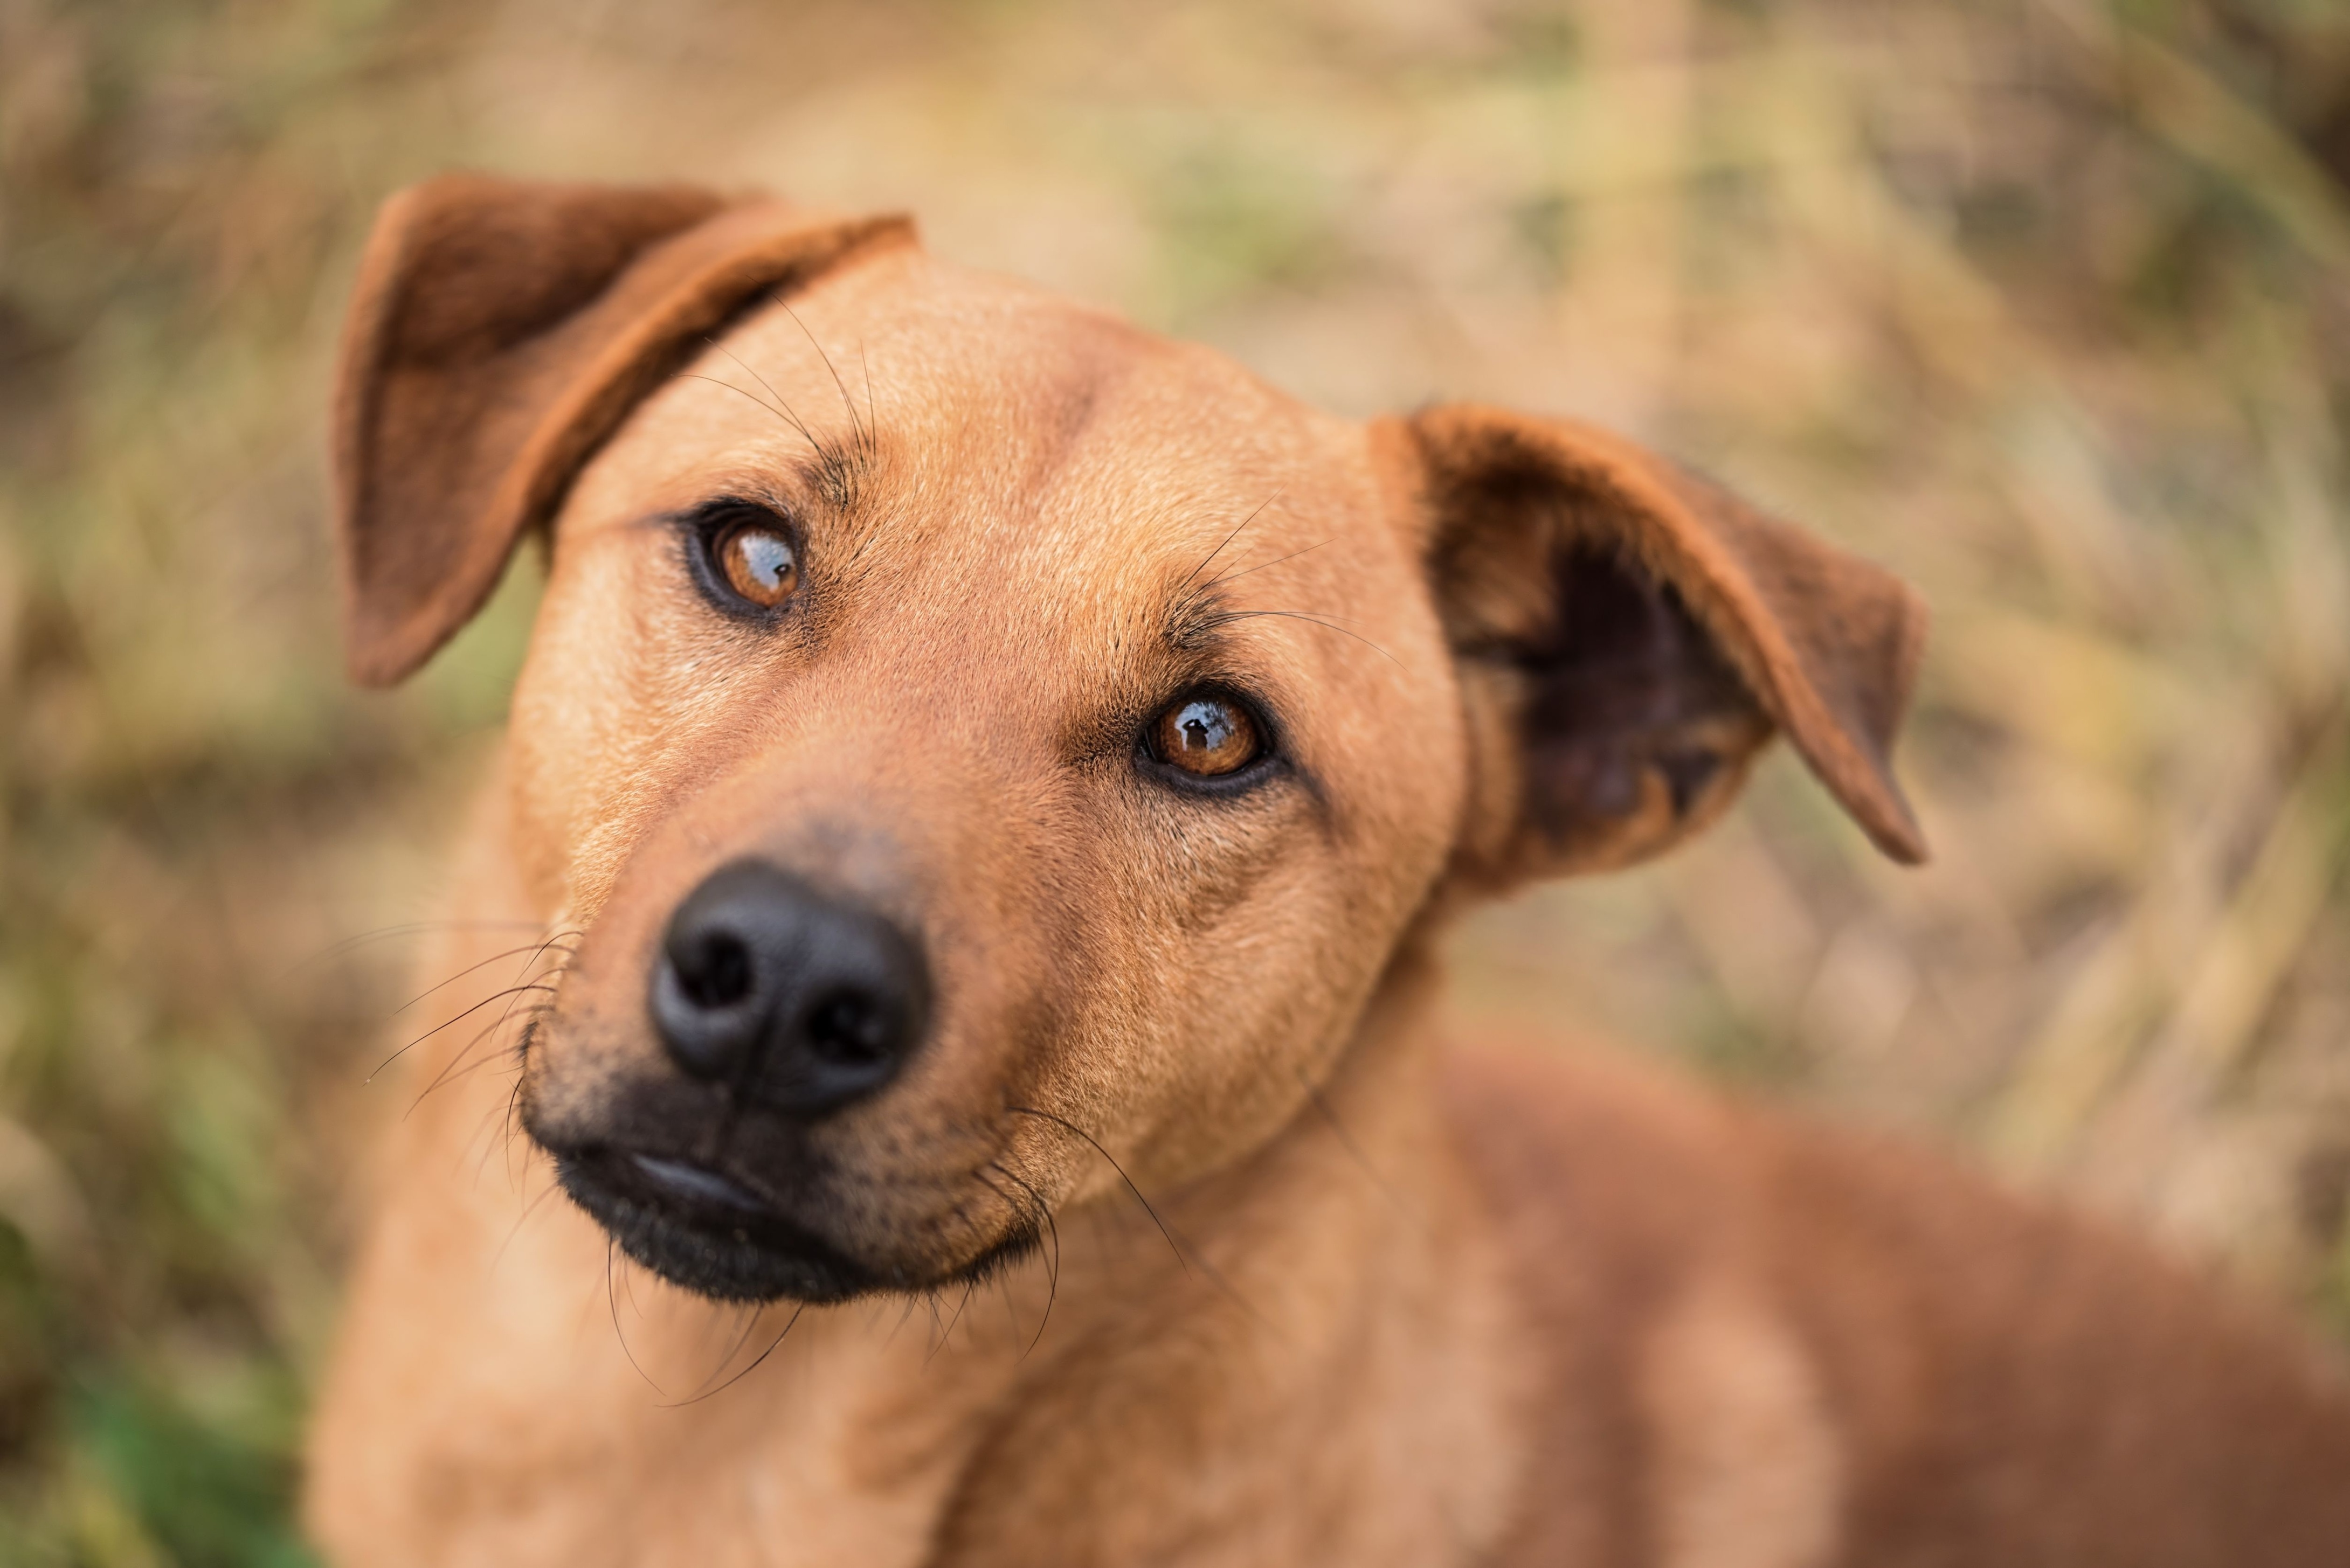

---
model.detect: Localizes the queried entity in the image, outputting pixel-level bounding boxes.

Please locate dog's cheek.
[1082,668,1467,1190]
[1076,842,1352,1189]
[1166,803,1456,1176]
[504,536,686,921]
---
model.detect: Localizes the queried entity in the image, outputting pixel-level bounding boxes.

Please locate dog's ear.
[332,172,914,685]
[1385,403,1927,888]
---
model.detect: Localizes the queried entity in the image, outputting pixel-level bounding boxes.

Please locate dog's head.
[337,176,1926,1303]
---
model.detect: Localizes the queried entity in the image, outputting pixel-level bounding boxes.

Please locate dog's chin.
[550,1147,1039,1305]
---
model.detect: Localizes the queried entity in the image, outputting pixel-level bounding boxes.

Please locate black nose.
[650,861,929,1115]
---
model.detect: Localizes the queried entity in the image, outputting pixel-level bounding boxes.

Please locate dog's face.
[509,251,1469,1301]
[336,178,1926,1302]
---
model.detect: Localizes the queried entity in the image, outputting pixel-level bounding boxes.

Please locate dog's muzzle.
[548,859,936,1302]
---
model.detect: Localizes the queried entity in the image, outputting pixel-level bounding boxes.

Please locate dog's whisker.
[488,1070,531,1189]
[457,1087,517,1178]
[1006,1104,1276,1332]
[921,1292,943,1358]
[1205,537,1333,589]
[965,1166,1025,1348]
[886,1294,921,1348]
[294,918,557,973]
[702,339,821,452]
[408,975,558,1114]
[1200,608,1404,668]
[675,1305,770,1405]
[678,373,820,452]
[992,1272,1025,1348]
[620,1249,648,1321]
[404,1012,525,1120]
[413,943,572,1120]
[1006,1104,1186,1272]
[421,1039,526,1104]
[453,1057,537,1189]
[1295,1070,1405,1212]
[779,301,866,449]
[1176,487,1284,595]
[390,934,581,1018]
[508,930,584,978]
[607,1240,666,1397]
[453,1025,543,1191]
[367,984,557,1082]
[656,1303,804,1409]
[985,1157,1061,1356]
[406,989,557,1119]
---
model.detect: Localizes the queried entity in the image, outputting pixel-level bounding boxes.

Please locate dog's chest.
[324,1178,1013,1566]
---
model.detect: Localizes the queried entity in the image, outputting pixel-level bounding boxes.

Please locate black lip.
[554,1147,878,1304]
[630,1152,766,1211]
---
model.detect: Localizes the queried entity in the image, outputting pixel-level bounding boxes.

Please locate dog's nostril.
[805,993,888,1065]
[676,931,754,1009]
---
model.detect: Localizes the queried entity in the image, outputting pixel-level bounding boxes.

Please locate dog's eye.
[716,522,799,608]
[709,512,799,609]
[1149,693,1262,778]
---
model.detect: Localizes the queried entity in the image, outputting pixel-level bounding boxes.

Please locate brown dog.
[306,174,2350,1566]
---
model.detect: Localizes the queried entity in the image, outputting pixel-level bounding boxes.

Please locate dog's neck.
[924,936,1524,1561]
[355,792,1522,1565]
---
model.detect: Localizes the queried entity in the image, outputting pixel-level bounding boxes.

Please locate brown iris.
[714,518,798,608]
[1151,693,1262,778]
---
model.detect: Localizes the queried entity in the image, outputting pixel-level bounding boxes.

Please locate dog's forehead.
[694,249,1360,567]
[559,245,1423,734]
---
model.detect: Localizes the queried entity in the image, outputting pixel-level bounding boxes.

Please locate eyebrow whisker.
[780,301,866,448]
[1178,488,1286,595]
[1207,538,1332,588]
[701,338,820,450]
[1200,608,1404,668]
[677,373,820,451]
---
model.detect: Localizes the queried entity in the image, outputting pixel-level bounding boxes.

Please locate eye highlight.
[1147,692,1264,780]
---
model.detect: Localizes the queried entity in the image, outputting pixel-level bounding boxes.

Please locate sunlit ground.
[5,0,2350,1560]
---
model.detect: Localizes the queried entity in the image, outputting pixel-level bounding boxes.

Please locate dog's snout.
[651,860,929,1114]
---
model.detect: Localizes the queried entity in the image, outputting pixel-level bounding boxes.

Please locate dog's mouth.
[552,1144,1045,1305]
[554,1146,884,1303]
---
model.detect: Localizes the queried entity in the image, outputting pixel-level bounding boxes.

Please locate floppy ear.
[1387,404,1927,889]
[332,172,915,684]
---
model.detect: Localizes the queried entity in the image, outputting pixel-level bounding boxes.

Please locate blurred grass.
[4,0,2350,1559]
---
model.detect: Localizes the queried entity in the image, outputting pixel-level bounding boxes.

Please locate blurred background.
[4,0,2349,1559]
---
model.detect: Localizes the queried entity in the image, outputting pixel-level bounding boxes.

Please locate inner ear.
[1508,545,1771,866]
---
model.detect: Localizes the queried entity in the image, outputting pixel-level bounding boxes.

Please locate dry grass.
[4,0,2349,1559]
